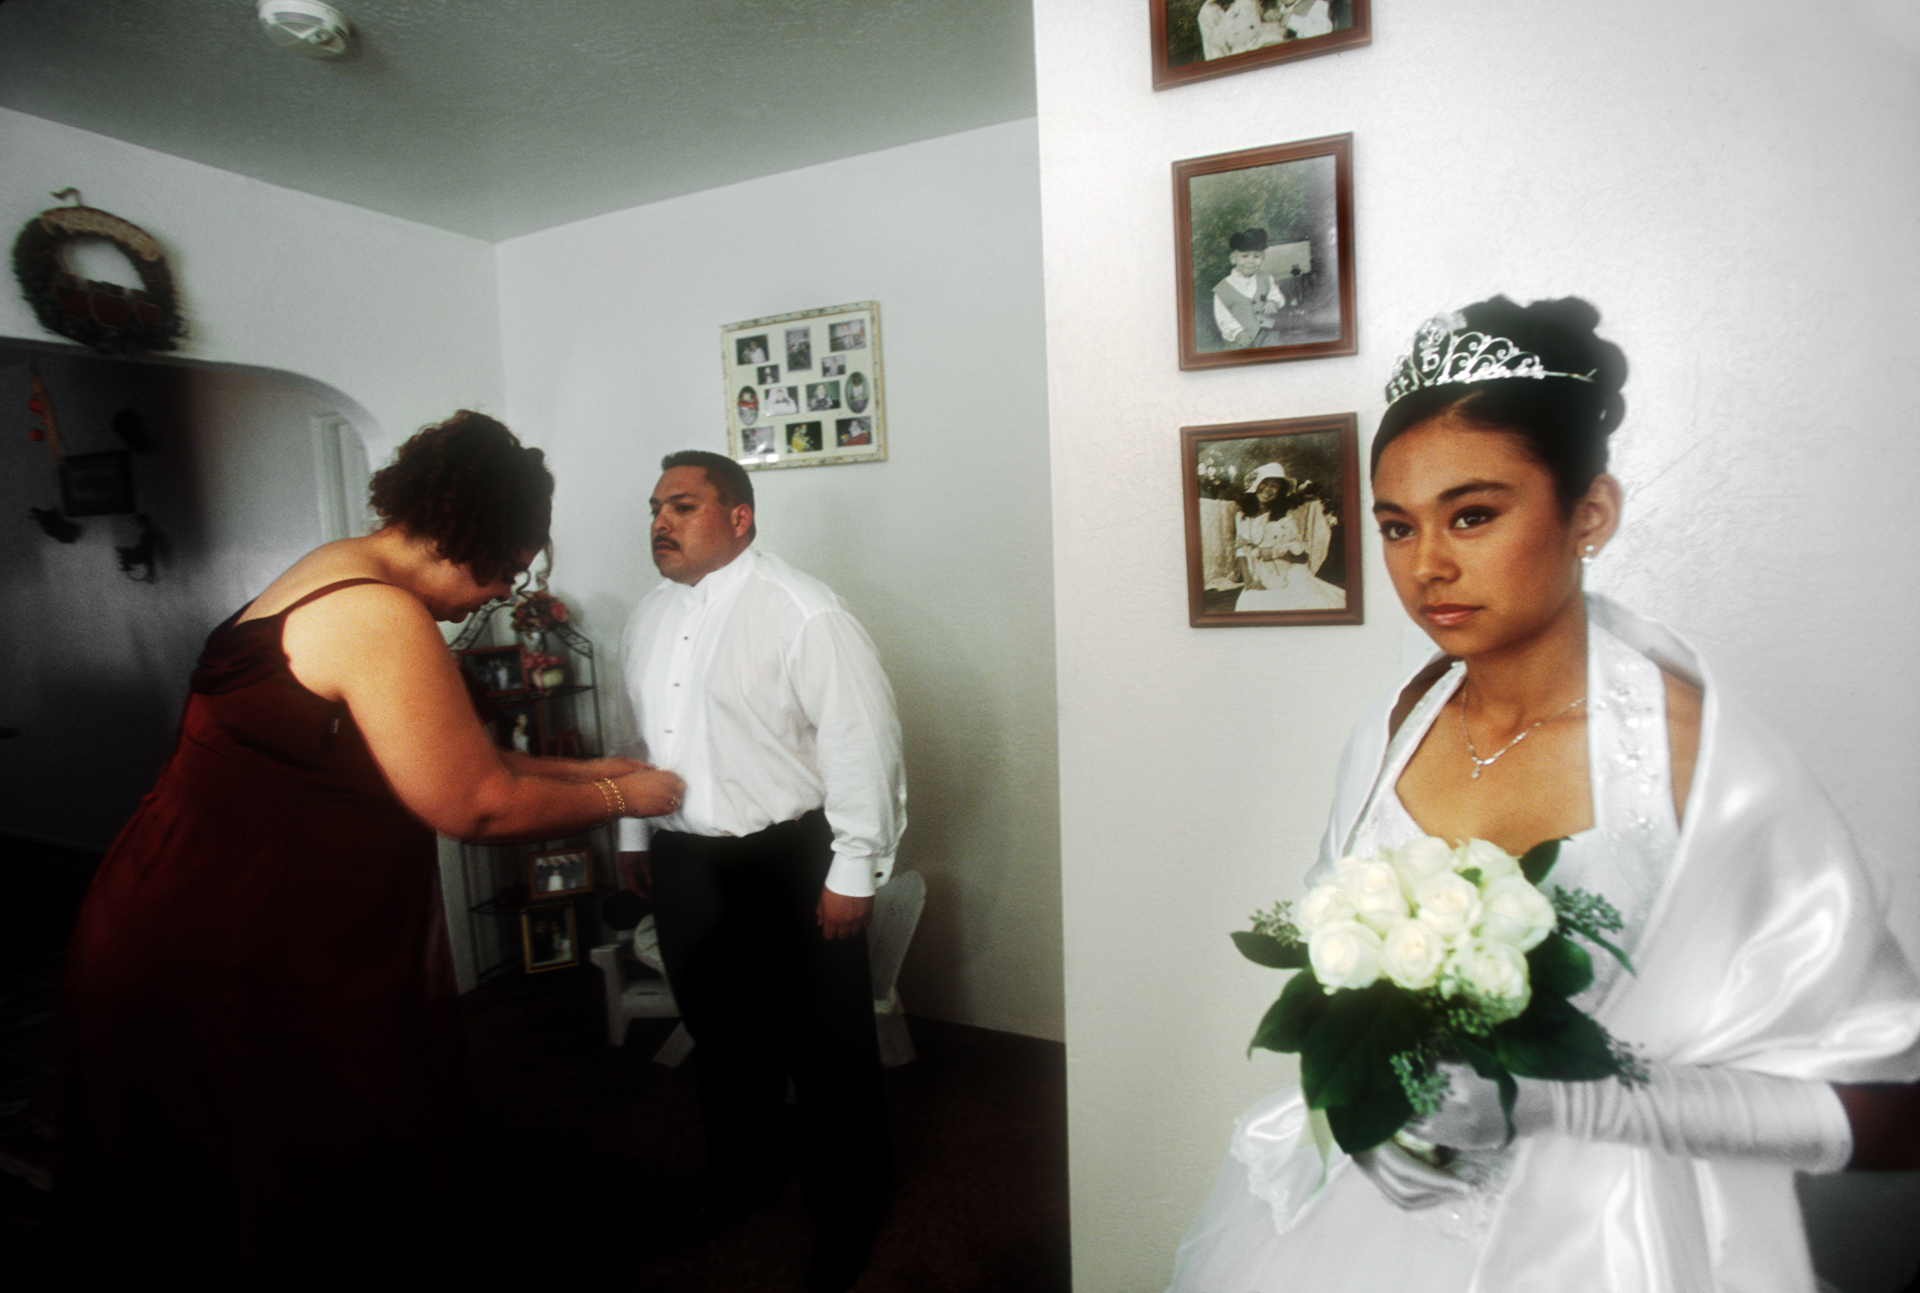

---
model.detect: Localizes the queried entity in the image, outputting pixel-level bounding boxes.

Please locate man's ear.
[731,504,754,540]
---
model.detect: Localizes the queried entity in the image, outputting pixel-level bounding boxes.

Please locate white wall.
[1033,1,1920,1286]
[494,120,1063,1040]
[0,108,505,460]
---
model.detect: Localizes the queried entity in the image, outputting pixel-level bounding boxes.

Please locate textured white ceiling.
[0,0,1037,242]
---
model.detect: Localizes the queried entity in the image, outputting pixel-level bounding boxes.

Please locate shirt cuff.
[825,851,894,899]
[616,816,650,853]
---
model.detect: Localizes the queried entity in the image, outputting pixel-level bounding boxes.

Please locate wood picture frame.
[1181,413,1362,627]
[1174,134,1356,370]
[1151,0,1371,90]
[723,301,886,470]
[528,847,593,900]
[521,904,579,974]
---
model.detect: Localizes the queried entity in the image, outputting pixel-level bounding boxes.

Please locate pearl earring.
[1581,544,1597,568]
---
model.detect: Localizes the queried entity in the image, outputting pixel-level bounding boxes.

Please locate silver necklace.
[1459,692,1587,780]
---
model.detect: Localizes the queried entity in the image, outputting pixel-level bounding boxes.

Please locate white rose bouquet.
[1233,836,1644,1155]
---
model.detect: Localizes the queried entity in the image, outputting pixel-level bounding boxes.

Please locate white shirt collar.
[675,545,756,608]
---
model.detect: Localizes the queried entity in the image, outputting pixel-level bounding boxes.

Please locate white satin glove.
[1351,1140,1477,1211]
[1407,1059,1854,1173]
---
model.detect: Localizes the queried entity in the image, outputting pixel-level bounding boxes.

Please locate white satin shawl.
[1241,596,1920,1292]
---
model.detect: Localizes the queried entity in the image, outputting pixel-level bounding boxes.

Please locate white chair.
[588,869,927,1068]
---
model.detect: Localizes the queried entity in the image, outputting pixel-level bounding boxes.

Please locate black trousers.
[650,812,889,1242]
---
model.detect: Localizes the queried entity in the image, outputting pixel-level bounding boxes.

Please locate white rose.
[1296,883,1356,935]
[1338,858,1409,933]
[1477,876,1558,951]
[1378,918,1448,991]
[1412,871,1483,941]
[1444,939,1532,1020]
[1392,836,1457,886]
[1454,837,1520,886]
[1308,919,1384,991]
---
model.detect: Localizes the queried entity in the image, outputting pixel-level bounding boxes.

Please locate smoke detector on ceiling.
[257,0,353,58]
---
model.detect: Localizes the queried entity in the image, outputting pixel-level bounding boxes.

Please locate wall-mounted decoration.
[59,450,135,517]
[1174,134,1355,370]
[11,191,186,355]
[723,301,886,470]
[528,847,593,899]
[1152,0,1370,89]
[520,904,579,973]
[1181,413,1362,627]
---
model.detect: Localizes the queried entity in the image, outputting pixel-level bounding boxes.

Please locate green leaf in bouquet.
[1301,982,1422,1116]
[1526,932,1594,1001]
[1249,967,1327,1056]
[1232,929,1309,970]
[1494,995,1619,1081]
[1518,837,1564,885]
[1325,1086,1415,1156]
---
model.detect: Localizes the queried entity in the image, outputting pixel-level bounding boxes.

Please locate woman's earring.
[1581,544,1597,569]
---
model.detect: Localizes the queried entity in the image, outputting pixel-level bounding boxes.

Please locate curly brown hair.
[369,410,553,583]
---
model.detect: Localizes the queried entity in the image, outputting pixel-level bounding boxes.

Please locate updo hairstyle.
[1371,296,1628,512]
[368,410,554,583]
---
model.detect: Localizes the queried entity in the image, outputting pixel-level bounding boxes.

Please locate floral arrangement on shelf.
[510,589,570,636]
[1233,836,1644,1156]
[523,650,566,691]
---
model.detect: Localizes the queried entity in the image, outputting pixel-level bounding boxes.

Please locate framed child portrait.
[1173,134,1356,370]
[723,301,887,470]
[1181,412,1362,627]
[1151,0,1371,90]
[456,645,527,699]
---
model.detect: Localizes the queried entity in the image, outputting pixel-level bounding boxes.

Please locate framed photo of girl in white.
[1181,413,1362,626]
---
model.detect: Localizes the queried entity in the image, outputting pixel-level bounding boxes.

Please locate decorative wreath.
[11,204,185,355]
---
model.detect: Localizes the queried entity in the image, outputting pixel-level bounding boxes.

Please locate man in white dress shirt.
[616,450,905,1293]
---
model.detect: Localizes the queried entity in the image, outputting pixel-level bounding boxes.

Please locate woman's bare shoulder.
[1662,666,1703,822]
[238,539,398,623]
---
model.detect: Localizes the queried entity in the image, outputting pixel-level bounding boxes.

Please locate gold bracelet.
[594,777,627,820]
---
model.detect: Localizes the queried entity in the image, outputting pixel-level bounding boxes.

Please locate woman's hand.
[615,767,685,818]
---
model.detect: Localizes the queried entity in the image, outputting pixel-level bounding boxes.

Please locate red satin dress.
[58,579,464,1282]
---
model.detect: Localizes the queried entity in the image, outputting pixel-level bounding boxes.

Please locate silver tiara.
[1383,312,1596,406]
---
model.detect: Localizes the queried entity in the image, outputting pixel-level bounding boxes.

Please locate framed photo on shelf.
[723,301,886,470]
[528,847,593,899]
[1180,412,1362,627]
[1151,0,1371,90]
[521,904,579,974]
[456,645,528,698]
[1174,133,1355,370]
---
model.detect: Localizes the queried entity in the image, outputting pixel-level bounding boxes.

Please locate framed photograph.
[528,847,593,899]
[520,904,579,974]
[456,645,528,698]
[1181,413,1362,627]
[1174,134,1355,370]
[1151,0,1371,90]
[723,301,886,470]
[59,450,136,516]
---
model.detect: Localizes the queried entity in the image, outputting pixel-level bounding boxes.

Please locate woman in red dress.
[58,411,684,1285]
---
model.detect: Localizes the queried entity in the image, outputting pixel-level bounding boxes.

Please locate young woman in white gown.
[1169,297,1920,1293]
